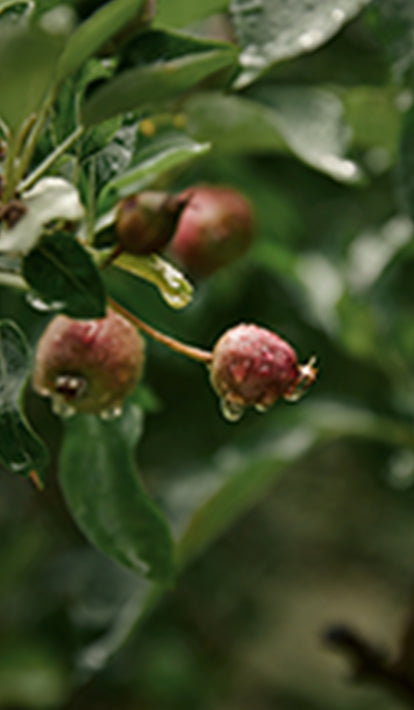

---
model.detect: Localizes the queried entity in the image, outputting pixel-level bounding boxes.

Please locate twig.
[107,296,213,364]
[324,624,414,708]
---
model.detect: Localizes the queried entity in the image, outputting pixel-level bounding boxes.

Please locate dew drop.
[220,398,245,422]
[9,456,30,473]
[51,395,76,419]
[298,30,321,49]
[386,449,414,490]
[26,291,65,313]
[331,7,346,23]
[283,389,303,403]
[99,404,123,421]
[163,292,191,309]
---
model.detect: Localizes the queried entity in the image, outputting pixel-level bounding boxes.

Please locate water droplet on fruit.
[100,405,123,421]
[220,398,245,422]
[254,403,269,413]
[283,388,304,403]
[51,395,76,419]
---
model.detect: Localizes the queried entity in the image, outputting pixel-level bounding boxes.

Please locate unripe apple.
[210,323,316,421]
[33,310,145,417]
[167,185,253,278]
[115,192,188,256]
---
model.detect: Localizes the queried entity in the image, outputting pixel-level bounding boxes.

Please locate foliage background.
[1,0,414,708]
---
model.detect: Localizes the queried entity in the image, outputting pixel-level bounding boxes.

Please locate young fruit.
[115,191,188,256]
[167,185,253,278]
[33,309,145,418]
[210,323,316,421]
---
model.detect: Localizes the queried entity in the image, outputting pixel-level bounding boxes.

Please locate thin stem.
[85,156,96,245]
[19,124,85,193]
[107,296,213,364]
[13,83,59,188]
[2,133,18,202]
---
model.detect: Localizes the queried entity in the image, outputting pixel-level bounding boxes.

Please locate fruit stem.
[107,296,213,364]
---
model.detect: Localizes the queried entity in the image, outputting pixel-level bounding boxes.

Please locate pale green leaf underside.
[114,252,193,309]
[231,0,373,88]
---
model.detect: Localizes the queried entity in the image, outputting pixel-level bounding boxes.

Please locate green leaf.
[22,233,106,319]
[82,29,238,126]
[184,91,287,154]
[246,85,363,183]
[56,0,145,81]
[155,0,227,28]
[114,252,193,309]
[230,0,373,88]
[398,104,414,222]
[0,0,31,15]
[0,639,68,708]
[98,129,210,211]
[368,0,414,81]
[0,320,48,480]
[59,402,175,582]
[173,423,316,566]
[84,123,137,199]
[0,23,63,131]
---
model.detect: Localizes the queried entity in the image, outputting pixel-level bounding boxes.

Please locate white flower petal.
[0,177,85,255]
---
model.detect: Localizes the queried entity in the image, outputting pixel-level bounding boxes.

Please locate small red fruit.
[210,323,316,421]
[167,185,253,278]
[115,191,188,256]
[33,309,145,417]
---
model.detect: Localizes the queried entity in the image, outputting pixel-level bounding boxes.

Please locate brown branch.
[324,625,414,708]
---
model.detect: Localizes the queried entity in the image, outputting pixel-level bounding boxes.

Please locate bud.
[33,310,145,418]
[210,323,316,421]
[167,185,253,278]
[115,191,188,256]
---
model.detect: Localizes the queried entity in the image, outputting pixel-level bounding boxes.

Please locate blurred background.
[2,0,414,708]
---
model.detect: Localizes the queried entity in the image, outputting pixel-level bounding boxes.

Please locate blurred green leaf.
[0,639,68,708]
[0,320,48,480]
[231,0,373,88]
[246,85,363,183]
[56,0,145,81]
[0,0,30,14]
[398,103,414,221]
[176,426,316,565]
[82,29,238,126]
[98,129,210,211]
[368,0,414,81]
[113,252,193,309]
[0,23,63,131]
[184,91,286,153]
[155,0,226,28]
[22,233,106,319]
[59,402,175,582]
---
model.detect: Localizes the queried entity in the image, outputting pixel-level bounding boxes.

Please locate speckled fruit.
[210,324,301,419]
[168,186,253,278]
[115,192,188,255]
[33,310,145,416]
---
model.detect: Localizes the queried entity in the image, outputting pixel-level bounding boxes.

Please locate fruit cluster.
[33,185,317,421]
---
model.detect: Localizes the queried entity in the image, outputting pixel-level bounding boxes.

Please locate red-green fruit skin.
[33,310,145,413]
[115,192,187,255]
[168,186,253,278]
[210,324,299,409]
